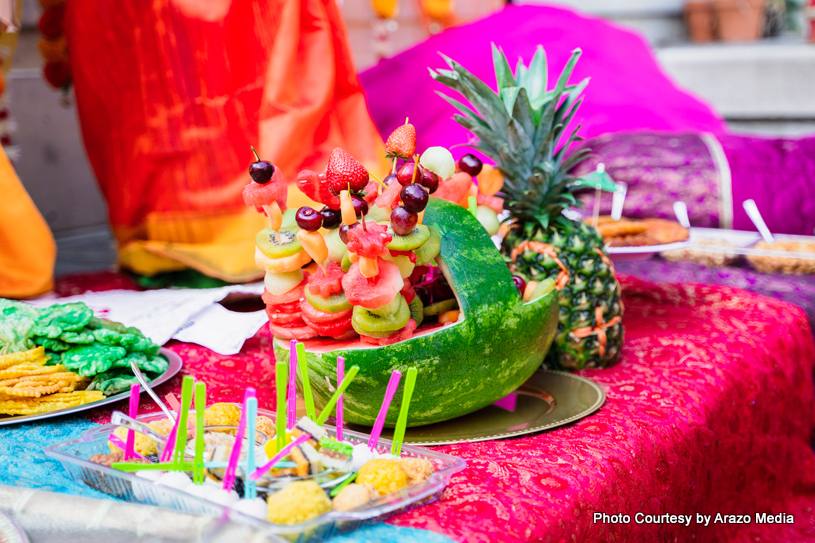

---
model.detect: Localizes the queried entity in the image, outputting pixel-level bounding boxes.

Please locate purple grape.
[420,169,439,193]
[400,183,429,213]
[384,173,399,187]
[351,195,369,219]
[249,161,275,184]
[319,206,341,229]
[390,206,418,236]
[295,206,322,232]
[339,224,353,244]
[458,154,483,177]
[396,163,419,186]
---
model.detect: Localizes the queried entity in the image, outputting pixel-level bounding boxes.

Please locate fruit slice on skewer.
[340,190,356,226]
[256,228,303,259]
[386,224,430,251]
[264,269,305,296]
[342,258,404,309]
[307,262,345,298]
[351,294,410,335]
[359,319,418,346]
[255,248,312,273]
[296,170,340,209]
[296,230,329,269]
[243,152,288,219]
[346,222,391,258]
[415,227,441,265]
[262,278,307,306]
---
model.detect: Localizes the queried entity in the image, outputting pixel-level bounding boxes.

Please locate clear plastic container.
[44,409,466,542]
[662,227,815,274]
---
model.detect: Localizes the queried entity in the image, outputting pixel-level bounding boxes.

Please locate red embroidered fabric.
[62,272,815,542]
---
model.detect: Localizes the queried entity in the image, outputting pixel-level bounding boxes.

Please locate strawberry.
[326,148,369,195]
[297,170,341,209]
[385,122,417,159]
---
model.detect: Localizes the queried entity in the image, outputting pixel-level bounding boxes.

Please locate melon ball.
[332,483,379,512]
[397,457,435,485]
[255,416,276,438]
[419,147,456,180]
[267,481,331,525]
[204,403,241,427]
[356,459,408,496]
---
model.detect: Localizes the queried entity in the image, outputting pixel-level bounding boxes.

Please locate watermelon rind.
[273,198,558,427]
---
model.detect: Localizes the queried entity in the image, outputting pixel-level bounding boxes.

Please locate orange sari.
[64,0,386,281]
[0,147,56,298]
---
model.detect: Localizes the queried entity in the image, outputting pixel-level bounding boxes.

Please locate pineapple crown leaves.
[429,44,592,237]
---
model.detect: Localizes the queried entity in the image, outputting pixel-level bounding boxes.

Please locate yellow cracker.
[0,347,47,370]
[0,372,86,387]
[0,381,68,397]
[0,391,105,415]
[0,364,66,380]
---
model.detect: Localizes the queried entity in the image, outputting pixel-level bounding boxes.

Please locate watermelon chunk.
[296,170,340,209]
[268,322,318,340]
[304,313,355,339]
[307,262,345,299]
[374,182,401,210]
[342,258,403,309]
[261,279,306,306]
[360,318,417,346]
[243,168,288,209]
[433,172,473,204]
[300,299,353,324]
[400,280,416,304]
[346,222,392,259]
[477,192,504,214]
[267,308,305,325]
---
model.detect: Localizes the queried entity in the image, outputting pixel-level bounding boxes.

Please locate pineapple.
[430,45,624,369]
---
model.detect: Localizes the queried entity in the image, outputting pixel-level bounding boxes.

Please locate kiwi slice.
[341,252,352,272]
[256,227,302,259]
[352,295,409,334]
[408,296,424,328]
[414,226,441,265]
[304,287,352,313]
[324,228,348,264]
[368,294,402,317]
[281,208,298,230]
[387,224,431,252]
[423,298,458,317]
[389,254,415,279]
[366,205,391,223]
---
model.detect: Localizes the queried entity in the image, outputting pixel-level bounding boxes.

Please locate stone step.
[656,41,815,121]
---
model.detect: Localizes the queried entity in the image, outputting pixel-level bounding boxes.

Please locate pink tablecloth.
[65,273,815,542]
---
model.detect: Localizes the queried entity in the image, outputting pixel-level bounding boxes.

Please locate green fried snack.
[88,317,143,337]
[111,352,169,374]
[88,370,146,396]
[0,299,38,354]
[33,324,63,339]
[35,302,93,333]
[62,344,127,377]
[33,336,72,352]
[92,328,160,355]
[60,331,96,344]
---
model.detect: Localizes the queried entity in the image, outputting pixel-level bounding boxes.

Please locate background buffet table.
[1,272,814,543]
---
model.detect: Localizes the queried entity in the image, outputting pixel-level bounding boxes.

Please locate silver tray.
[0,348,182,427]
[349,369,605,445]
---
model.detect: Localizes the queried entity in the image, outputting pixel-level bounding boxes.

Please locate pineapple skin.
[504,220,624,369]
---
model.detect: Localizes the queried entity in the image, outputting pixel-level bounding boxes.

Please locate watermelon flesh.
[273,198,558,427]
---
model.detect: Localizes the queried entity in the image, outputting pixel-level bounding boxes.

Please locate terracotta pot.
[714,0,766,41]
[686,0,715,42]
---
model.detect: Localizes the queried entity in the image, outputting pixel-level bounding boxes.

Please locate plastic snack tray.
[44,408,466,543]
